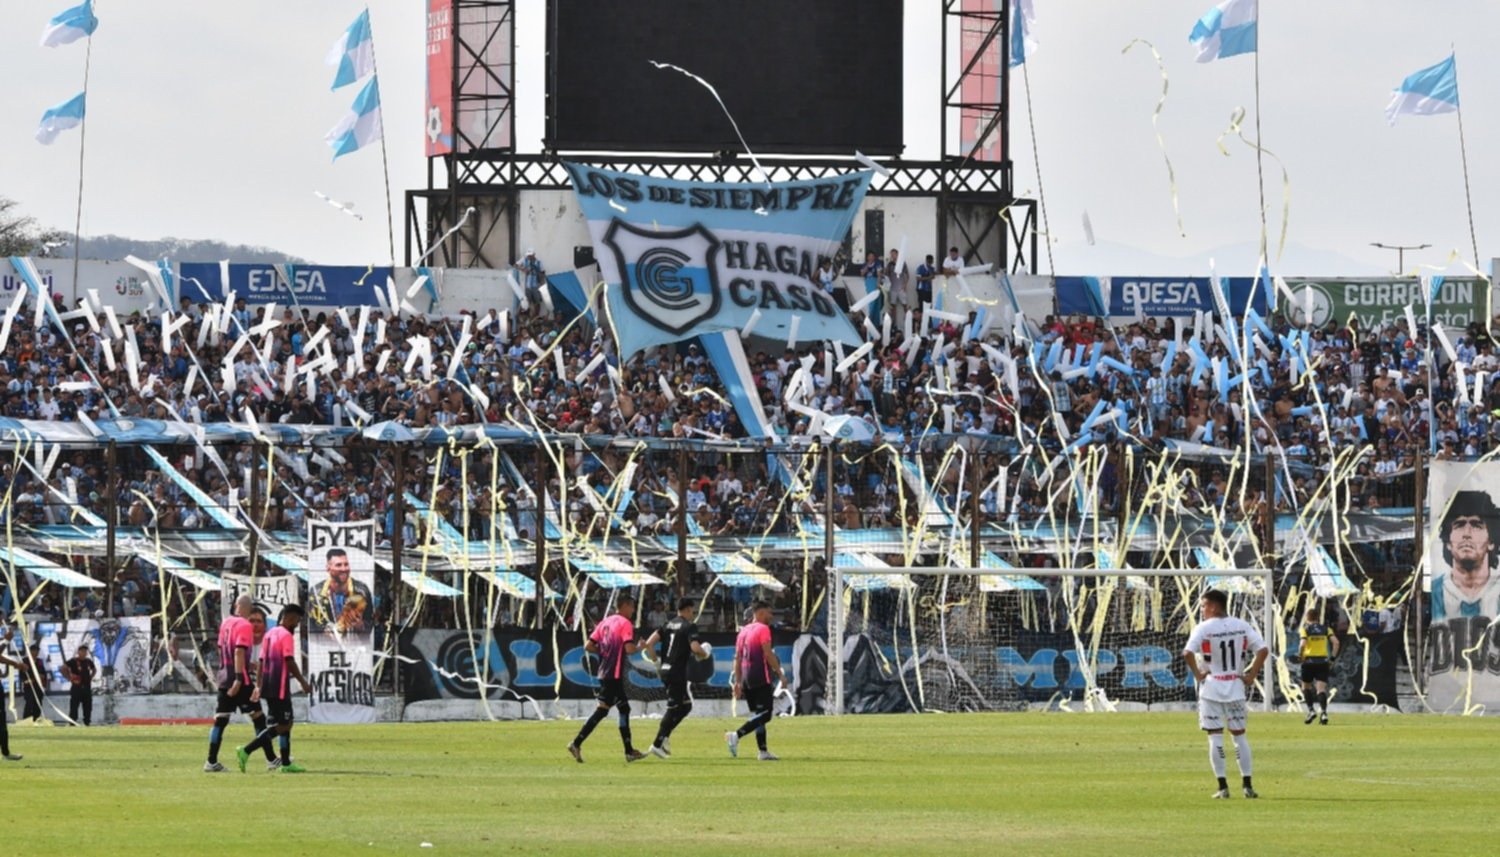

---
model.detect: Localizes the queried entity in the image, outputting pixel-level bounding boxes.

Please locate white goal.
[827,566,1278,715]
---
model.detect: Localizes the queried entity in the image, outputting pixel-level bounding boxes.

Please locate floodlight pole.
[1370,242,1430,276]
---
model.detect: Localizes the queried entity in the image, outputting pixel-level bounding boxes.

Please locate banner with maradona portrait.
[566,163,870,358]
[307,520,378,724]
[1425,461,1500,714]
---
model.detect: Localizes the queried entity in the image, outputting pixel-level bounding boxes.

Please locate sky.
[0,1,1495,277]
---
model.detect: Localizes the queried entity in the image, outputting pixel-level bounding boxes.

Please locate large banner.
[220,573,302,621]
[176,263,392,308]
[1425,461,1500,714]
[1286,277,1488,329]
[307,521,377,724]
[566,163,870,357]
[1,257,164,316]
[22,617,152,695]
[1055,276,1268,318]
[425,0,454,157]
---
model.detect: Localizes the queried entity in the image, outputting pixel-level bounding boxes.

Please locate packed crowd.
[0,250,1455,639]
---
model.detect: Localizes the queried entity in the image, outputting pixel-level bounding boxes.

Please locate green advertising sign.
[1284,278,1490,329]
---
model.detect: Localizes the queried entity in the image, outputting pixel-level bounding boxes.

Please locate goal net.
[827,566,1281,714]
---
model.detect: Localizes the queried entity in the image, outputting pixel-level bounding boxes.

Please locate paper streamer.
[1121,39,1186,237]
[313,190,364,221]
[650,61,772,186]
[1215,107,1293,263]
[854,151,892,177]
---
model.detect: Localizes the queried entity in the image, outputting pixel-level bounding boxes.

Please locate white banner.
[31,616,152,695]
[1425,461,1500,714]
[307,520,377,723]
[220,573,302,620]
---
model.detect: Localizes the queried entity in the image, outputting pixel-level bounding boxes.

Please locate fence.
[0,429,1445,715]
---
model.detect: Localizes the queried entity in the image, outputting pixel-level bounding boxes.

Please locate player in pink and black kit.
[567,595,645,763]
[205,595,273,772]
[727,601,787,761]
[238,604,312,774]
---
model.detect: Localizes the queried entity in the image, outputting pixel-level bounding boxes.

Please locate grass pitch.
[4,712,1494,855]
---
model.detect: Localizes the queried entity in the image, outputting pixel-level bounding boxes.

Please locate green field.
[3,712,1493,855]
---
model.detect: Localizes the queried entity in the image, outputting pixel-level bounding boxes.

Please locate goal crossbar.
[828,567,1275,715]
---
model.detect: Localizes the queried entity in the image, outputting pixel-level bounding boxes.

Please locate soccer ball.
[696,643,713,661]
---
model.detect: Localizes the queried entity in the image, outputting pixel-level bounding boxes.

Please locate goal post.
[828,566,1277,716]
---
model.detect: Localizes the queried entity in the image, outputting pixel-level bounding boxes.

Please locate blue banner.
[177,263,391,308]
[1056,276,1268,317]
[566,163,869,358]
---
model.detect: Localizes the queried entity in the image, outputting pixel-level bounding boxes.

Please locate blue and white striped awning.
[154,556,222,590]
[965,550,1046,592]
[1309,545,1357,597]
[4,546,102,588]
[834,552,915,592]
[567,552,664,589]
[706,553,785,591]
[482,569,539,599]
[260,551,308,581]
[401,571,463,598]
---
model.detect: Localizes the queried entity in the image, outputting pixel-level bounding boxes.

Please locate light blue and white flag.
[40,1,97,48]
[566,163,869,359]
[327,9,376,90]
[1009,0,1037,68]
[1385,54,1459,125]
[326,76,382,160]
[1189,0,1257,63]
[36,92,86,145]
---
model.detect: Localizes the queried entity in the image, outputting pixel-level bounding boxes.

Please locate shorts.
[1300,661,1331,684]
[743,683,774,715]
[595,678,627,708]
[1197,697,1248,732]
[215,685,260,716]
[664,681,691,710]
[263,697,294,728]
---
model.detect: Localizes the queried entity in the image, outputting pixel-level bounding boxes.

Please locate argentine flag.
[40,1,97,48]
[1189,0,1257,63]
[1009,0,1037,68]
[1386,54,1459,125]
[36,92,86,145]
[327,76,382,160]
[327,9,376,90]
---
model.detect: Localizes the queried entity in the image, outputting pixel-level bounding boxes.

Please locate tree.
[0,197,69,257]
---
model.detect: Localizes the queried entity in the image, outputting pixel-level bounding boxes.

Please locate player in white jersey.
[1182,589,1268,800]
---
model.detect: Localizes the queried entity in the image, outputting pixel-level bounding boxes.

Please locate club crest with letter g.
[602,219,721,335]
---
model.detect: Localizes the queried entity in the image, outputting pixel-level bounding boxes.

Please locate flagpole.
[1251,0,1268,263]
[71,28,93,291]
[1452,51,1480,268]
[364,7,397,267]
[1021,63,1054,276]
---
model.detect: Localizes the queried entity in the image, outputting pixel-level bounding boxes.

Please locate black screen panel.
[548,0,904,155]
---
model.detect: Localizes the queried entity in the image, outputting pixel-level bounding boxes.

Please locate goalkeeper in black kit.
[639,598,710,759]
